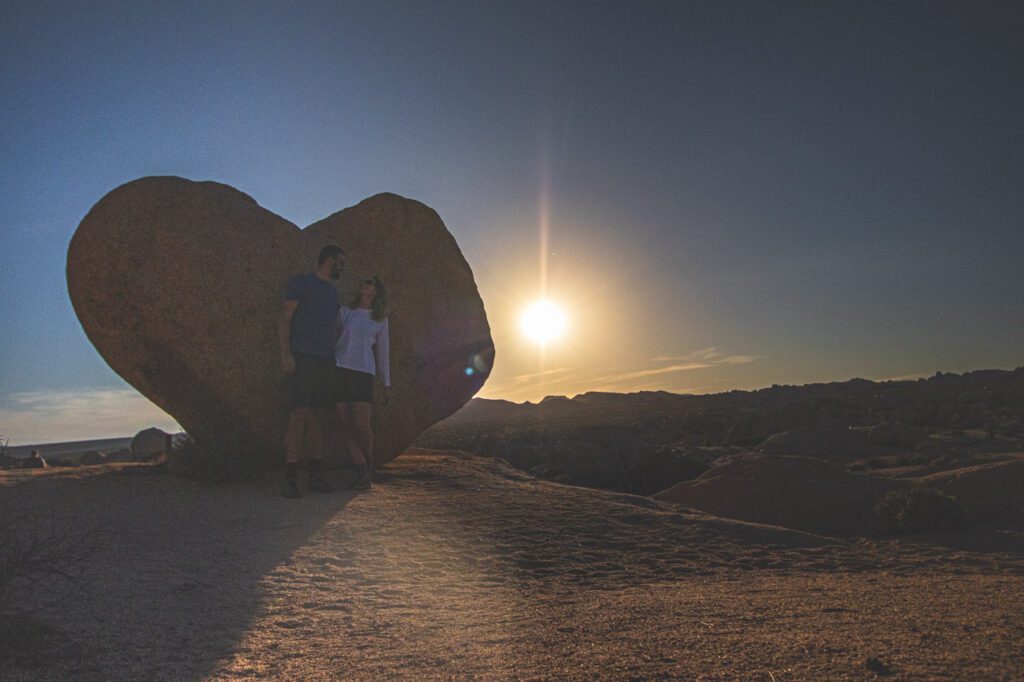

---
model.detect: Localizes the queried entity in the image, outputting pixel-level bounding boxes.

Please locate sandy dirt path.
[2,449,1023,679]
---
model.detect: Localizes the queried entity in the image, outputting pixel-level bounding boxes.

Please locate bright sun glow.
[520,300,568,345]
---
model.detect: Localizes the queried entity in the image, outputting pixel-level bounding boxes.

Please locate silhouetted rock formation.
[419,367,1024,501]
[68,177,493,467]
[654,454,901,535]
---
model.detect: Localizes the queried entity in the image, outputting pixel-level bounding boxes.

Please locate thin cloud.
[589,362,714,385]
[650,346,722,362]
[0,388,179,445]
[482,346,763,402]
[511,367,571,384]
[495,362,718,400]
[482,370,582,401]
[585,380,702,394]
[557,348,765,391]
[589,349,761,387]
[650,347,760,365]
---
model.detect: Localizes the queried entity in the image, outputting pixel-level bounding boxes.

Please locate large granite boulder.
[131,427,170,461]
[67,177,494,467]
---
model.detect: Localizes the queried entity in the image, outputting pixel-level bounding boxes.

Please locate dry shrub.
[0,511,88,606]
[0,507,95,667]
[875,488,970,534]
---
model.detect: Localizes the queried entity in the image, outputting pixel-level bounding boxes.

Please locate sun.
[520,300,568,345]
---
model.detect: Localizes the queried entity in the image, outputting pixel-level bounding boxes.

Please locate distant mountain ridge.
[419,365,1024,499]
[443,367,1024,426]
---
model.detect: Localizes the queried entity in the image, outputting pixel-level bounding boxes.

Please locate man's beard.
[331,265,342,279]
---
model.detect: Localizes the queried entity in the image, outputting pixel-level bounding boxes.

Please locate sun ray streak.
[537,145,553,369]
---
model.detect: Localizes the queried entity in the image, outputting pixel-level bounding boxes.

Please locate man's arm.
[332,306,345,346]
[278,301,299,374]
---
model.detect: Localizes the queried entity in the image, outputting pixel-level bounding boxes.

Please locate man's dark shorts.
[287,353,335,410]
[334,367,375,404]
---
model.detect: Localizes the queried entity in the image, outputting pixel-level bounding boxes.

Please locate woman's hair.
[348,276,387,321]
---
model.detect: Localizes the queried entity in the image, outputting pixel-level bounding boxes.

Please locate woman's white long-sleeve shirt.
[334,307,390,387]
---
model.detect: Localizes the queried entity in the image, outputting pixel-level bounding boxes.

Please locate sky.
[1,1,1022,444]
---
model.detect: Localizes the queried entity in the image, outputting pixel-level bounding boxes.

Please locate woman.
[333,276,390,490]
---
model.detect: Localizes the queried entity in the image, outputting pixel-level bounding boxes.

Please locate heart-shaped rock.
[67,176,494,466]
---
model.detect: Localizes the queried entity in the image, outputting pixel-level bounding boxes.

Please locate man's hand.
[381,387,391,407]
[281,353,296,375]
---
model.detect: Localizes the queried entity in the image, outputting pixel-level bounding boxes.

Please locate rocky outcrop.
[923,456,1024,527]
[68,177,493,467]
[655,454,902,535]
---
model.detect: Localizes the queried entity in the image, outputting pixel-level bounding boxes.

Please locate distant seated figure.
[23,450,48,469]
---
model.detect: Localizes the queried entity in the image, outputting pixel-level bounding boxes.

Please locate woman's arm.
[375,318,391,388]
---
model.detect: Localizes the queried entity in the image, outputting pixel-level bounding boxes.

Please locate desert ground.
[2,449,1023,680]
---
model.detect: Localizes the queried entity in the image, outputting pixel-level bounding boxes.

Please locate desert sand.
[2,449,1023,680]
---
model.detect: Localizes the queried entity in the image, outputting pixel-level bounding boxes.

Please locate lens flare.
[520,300,567,345]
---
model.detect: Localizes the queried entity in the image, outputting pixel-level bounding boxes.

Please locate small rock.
[79,450,107,465]
[131,427,170,462]
[865,656,893,676]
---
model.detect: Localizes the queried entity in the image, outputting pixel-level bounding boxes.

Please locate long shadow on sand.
[373,451,1024,590]
[1,465,356,678]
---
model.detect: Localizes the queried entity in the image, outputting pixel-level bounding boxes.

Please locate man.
[278,245,345,498]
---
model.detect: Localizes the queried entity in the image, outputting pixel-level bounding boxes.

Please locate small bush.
[1,507,96,668]
[0,510,90,605]
[169,435,261,481]
[875,488,970,534]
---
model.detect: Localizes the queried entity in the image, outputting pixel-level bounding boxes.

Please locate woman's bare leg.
[335,403,367,468]
[349,402,374,470]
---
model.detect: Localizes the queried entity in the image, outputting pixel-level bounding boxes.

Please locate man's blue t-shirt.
[284,273,339,357]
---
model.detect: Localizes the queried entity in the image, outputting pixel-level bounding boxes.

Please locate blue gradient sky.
[2,1,1022,443]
